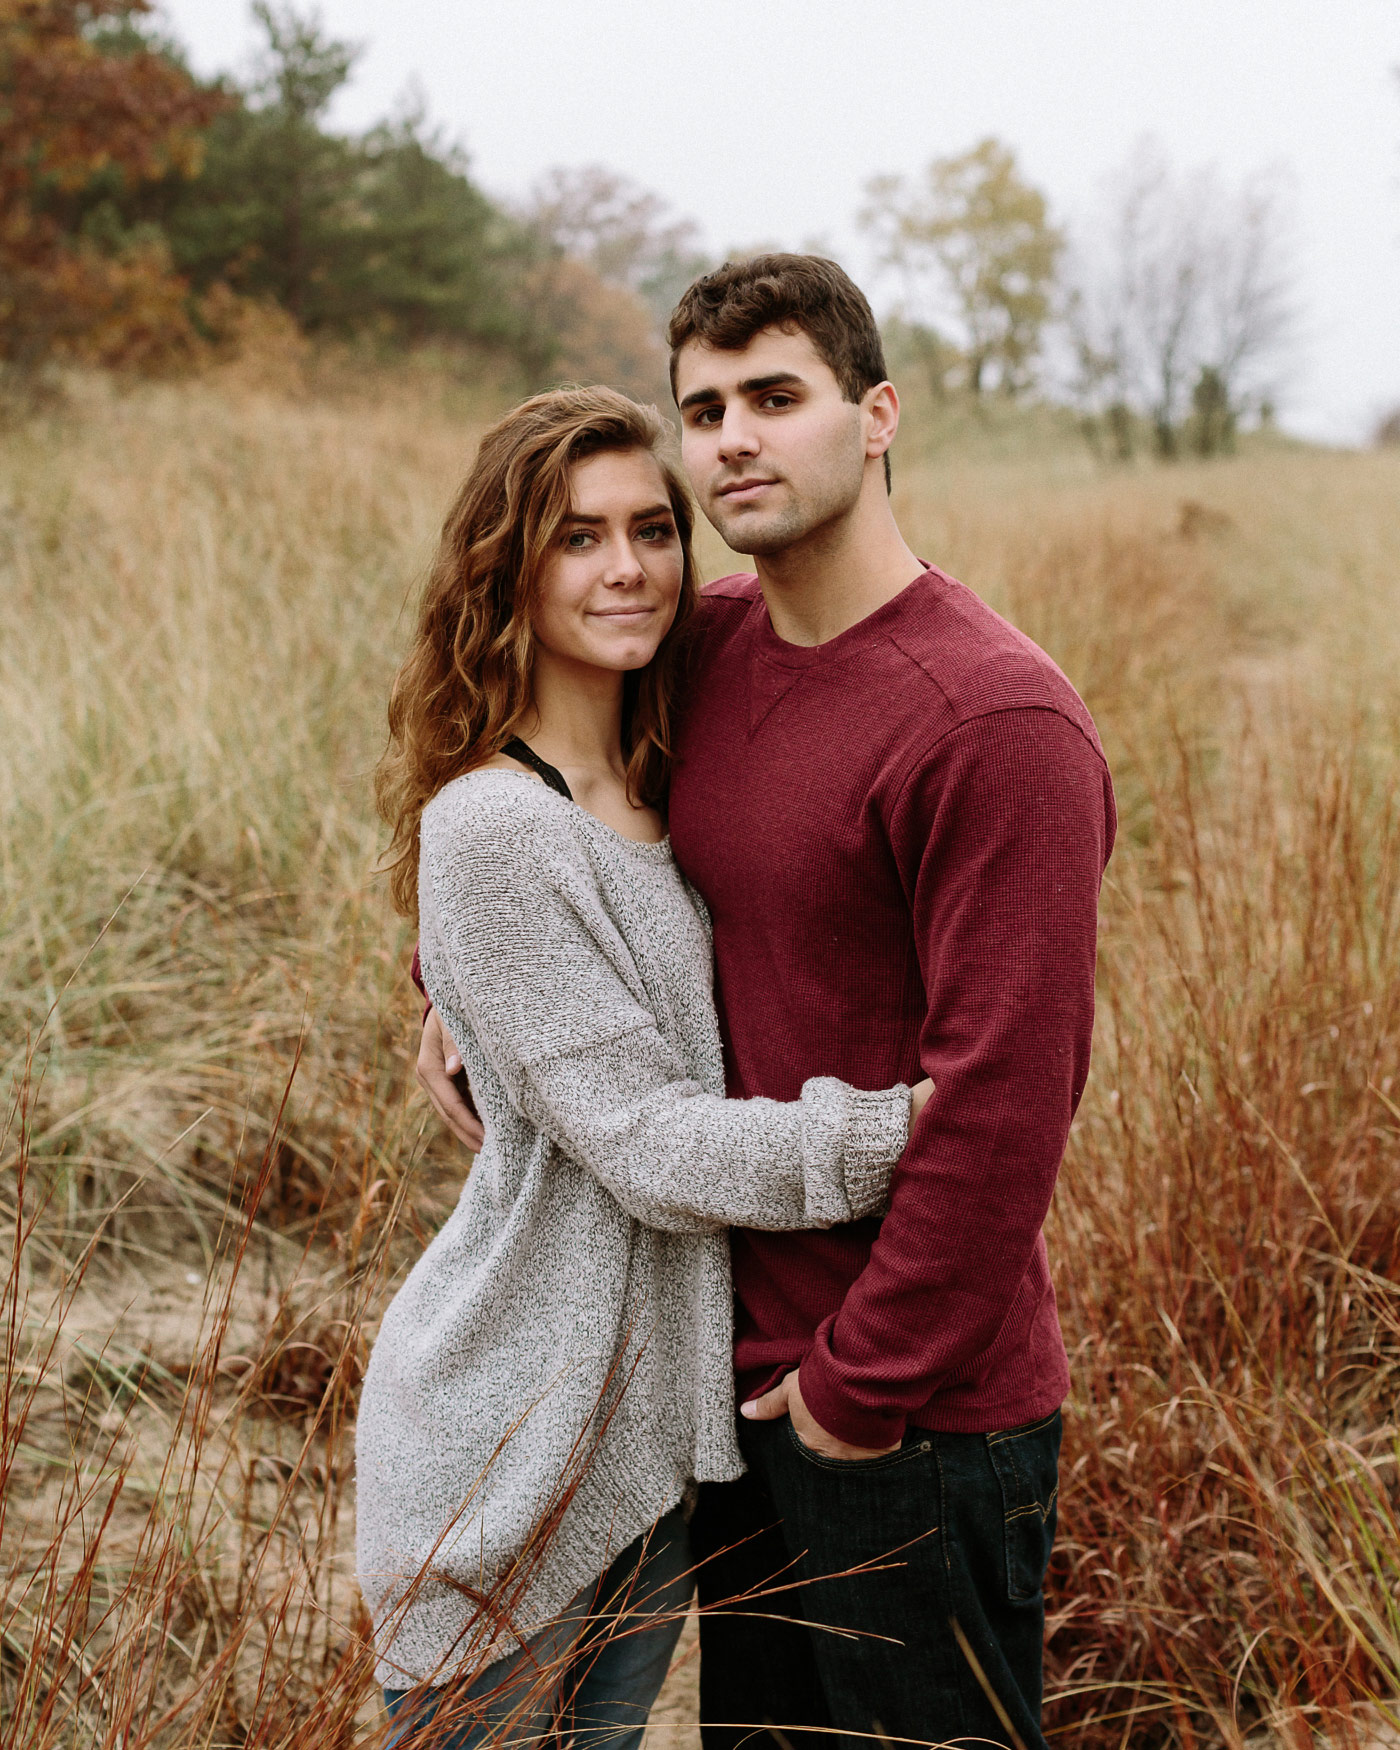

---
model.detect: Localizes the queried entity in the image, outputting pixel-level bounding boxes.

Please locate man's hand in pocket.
[740,1367,899,1461]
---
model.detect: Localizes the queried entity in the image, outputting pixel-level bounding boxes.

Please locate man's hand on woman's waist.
[418,1006,486,1152]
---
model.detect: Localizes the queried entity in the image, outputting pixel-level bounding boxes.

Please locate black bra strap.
[501,736,573,801]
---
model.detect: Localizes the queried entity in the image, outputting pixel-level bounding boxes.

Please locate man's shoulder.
[679,572,762,671]
[695,571,762,629]
[701,571,762,604]
[892,568,1101,751]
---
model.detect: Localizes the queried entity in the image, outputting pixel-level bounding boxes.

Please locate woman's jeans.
[382,1506,692,1750]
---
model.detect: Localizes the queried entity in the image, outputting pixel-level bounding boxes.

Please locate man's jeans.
[382,1506,692,1750]
[692,1410,1061,1750]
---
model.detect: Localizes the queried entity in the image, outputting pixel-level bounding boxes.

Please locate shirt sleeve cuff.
[799,1334,908,1450]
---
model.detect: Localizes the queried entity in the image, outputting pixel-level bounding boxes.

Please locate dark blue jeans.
[691,1410,1061,1750]
[382,1507,692,1750]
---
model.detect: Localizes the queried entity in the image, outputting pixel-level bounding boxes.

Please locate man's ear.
[864,380,900,461]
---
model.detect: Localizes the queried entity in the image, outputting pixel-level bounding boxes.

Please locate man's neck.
[751,489,926,649]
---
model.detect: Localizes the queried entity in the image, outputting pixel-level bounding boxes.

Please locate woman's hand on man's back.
[909,1077,935,1136]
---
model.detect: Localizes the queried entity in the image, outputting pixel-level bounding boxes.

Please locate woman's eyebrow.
[563,503,673,526]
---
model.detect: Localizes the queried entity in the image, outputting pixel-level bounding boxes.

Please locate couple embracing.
[355,255,1116,1750]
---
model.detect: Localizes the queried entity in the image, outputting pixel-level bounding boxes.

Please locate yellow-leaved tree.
[862,136,1063,398]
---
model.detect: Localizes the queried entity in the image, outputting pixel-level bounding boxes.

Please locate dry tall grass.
[3,369,1399,1747]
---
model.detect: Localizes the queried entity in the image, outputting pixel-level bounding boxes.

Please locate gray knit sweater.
[355,771,911,1689]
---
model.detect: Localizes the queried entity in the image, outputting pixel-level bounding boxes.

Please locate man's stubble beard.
[714,496,810,558]
[707,459,864,560]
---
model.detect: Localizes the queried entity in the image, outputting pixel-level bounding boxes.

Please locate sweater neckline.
[465,768,674,859]
[750,563,941,670]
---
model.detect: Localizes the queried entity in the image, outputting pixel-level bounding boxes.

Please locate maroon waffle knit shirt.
[665,565,1116,1447]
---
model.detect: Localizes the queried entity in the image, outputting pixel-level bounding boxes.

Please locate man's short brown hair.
[667,254,892,486]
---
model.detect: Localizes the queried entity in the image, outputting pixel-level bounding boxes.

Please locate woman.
[358,387,931,1749]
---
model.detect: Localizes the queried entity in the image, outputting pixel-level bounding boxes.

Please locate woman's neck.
[504,647,664,844]
[519,648,626,781]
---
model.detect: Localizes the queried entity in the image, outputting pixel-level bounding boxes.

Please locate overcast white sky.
[162,0,1400,442]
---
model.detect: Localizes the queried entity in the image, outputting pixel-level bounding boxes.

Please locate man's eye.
[761,394,795,410]
[692,407,721,427]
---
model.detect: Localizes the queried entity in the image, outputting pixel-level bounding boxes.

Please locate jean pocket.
[782,1417,930,1473]
[985,1410,1061,1602]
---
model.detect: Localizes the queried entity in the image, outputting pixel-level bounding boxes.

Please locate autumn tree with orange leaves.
[0,1,699,395]
[0,0,224,372]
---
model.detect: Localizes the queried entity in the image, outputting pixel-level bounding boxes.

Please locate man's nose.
[716,408,759,463]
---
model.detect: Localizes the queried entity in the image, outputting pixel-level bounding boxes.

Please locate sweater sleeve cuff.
[796,1078,908,1224]
[799,1339,908,1449]
[799,1077,909,1169]
[839,1082,912,1168]
[841,1083,909,1217]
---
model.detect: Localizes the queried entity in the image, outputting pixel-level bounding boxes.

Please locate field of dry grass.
[3,366,1399,1748]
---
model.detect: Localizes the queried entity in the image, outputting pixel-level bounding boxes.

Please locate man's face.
[674,327,869,556]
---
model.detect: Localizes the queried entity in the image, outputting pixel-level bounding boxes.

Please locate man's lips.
[717,478,779,502]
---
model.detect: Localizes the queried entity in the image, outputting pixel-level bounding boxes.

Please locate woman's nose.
[603,540,647,586]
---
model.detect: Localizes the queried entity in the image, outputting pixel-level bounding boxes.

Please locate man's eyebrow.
[739,371,808,395]
[678,372,808,413]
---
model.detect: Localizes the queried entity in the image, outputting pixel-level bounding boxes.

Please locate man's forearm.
[798,708,1113,1445]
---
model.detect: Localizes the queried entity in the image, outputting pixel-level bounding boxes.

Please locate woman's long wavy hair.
[376,386,701,919]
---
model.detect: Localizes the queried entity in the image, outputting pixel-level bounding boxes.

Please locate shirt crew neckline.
[749,563,942,670]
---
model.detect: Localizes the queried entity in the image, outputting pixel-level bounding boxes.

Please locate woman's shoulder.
[422,769,581,871]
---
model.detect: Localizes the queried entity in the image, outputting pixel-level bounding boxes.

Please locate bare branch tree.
[1066,139,1296,458]
[521,165,712,325]
[1203,170,1296,418]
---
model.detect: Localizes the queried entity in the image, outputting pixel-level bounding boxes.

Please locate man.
[418,255,1115,1749]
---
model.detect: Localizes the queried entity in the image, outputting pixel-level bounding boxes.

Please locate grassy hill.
[4,368,1399,1748]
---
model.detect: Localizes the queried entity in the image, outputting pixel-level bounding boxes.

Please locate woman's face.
[532,449,684,673]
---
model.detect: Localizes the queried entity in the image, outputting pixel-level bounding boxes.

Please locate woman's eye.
[564,530,594,549]
[637,523,675,543]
